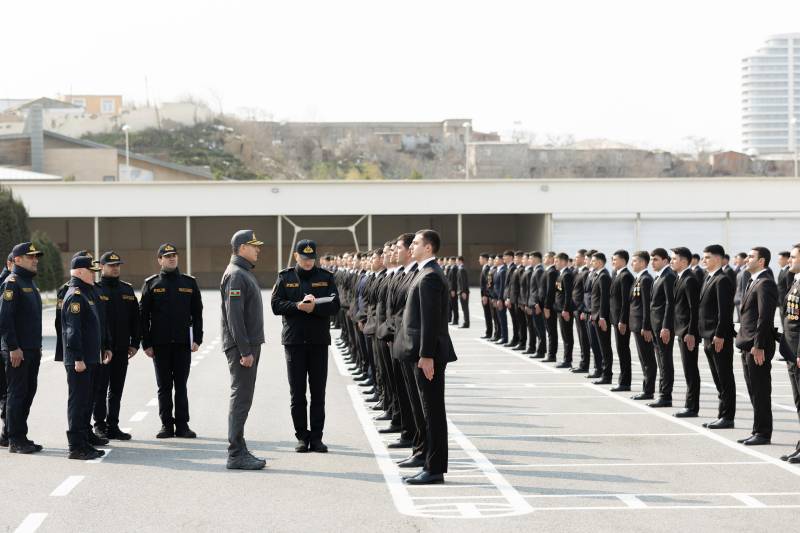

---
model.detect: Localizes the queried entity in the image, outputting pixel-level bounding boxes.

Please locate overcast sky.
[3,1,798,151]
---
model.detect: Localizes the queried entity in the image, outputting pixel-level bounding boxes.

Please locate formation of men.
[333,229,457,485]
[479,244,800,462]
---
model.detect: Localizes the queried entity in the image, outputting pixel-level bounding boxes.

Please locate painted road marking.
[50,475,84,497]
[14,513,47,533]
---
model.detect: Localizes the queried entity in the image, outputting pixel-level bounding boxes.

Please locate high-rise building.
[741,33,800,156]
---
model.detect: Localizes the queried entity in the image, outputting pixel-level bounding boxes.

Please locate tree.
[0,187,30,259]
[31,231,63,292]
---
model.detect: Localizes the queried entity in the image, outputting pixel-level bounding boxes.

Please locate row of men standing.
[478,245,800,460]
[333,230,457,485]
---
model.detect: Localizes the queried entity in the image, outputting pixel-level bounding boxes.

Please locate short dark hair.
[671,246,692,263]
[415,229,441,254]
[613,249,629,263]
[480,252,490,259]
[651,247,669,261]
[457,256,464,262]
[779,250,790,259]
[556,252,569,262]
[751,246,771,267]
[545,251,556,258]
[793,243,800,251]
[503,249,514,257]
[514,250,524,257]
[723,254,730,261]
[632,250,650,264]
[704,244,725,257]
[576,249,587,256]
[736,252,747,260]
[592,252,607,264]
[396,233,414,249]
[587,249,597,257]
[374,248,383,256]
[691,253,701,261]
[531,251,542,260]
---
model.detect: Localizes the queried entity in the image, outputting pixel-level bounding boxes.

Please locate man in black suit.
[509,252,527,350]
[520,254,537,354]
[671,247,701,418]
[699,244,737,430]
[478,254,492,339]
[571,250,591,373]
[723,254,738,292]
[541,252,559,362]
[629,251,656,400]
[553,253,574,369]
[397,229,457,485]
[503,252,521,347]
[589,252,613,384]
[649,248,675,408]
[780,244,800,462]
[735,247,778,446]
[488,256,501,341]
[733,253,750,322]
[528,252,546,358]
[456,256,469,329]
[690,253,705,284]
[777,251,794,318]
[610,250,634,391]
[447,257,459,326]
[493,252,512,344]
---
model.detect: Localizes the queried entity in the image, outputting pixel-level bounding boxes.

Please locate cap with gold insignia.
[71,255,101,271]
[296,239,317,259]
[99,251,124,265]
[231,229,264,250]
[158,243,178,257]
[11,242,44,258]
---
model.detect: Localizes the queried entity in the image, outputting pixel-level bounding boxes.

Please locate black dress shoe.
[404,471,444,485]
[358,379,375,387]
[705,418,734,429]
[586,372,602,379]
[780,441,800,461]
[371,402,385,411]
[610,385,630,392]
[397,455,425,468]
[647,399,672,408]
[571,367,589,373]
[295,439,309,453]
[106,427,132,441]
[361,387,376,395]
[386,439,413,449]
[353,374,369,382]
[9,442,37,454]
[156,425,175,439]
[789,455,800,464]
[513,345,527,351]
[544,356,557,363]
[631,393,654,400]
[523,348,536,354]
[68,447,103,461]
[673,409,698,418]
[87,432,109,446]
[378,425,402,434]
[309,439,328,453]
[0,435,8,447]
[364,395,380,403]
[175,426,197,439]
[555,362,572,369]
[480,334,491,339]
[742,435,770,446]
[94,425,109,440]
[737,434,753,443]
[593,379,612,385]
[373,412,392,421]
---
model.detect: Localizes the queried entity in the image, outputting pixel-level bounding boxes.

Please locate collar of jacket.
[69,276,93,291]
[12,264,36,279]
[160,267,180,278]
[231,255,254,271]
[100,275,120,287]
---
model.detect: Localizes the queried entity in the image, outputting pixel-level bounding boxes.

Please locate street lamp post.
[121,124,130,181]
[463,121,471,180]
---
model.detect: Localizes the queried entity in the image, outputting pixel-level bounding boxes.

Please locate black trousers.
[654,336,674,400]
[574,314,590,369]
[741,346,774,439]
[491,303,500,340]
[497,305,508,342]
[614,326,632,387]
[152,344,191,427]
[787,360,800,424]
[414,358,448,475]
[449,293,459,324]
[533,312,546,356]
[459,294,470,327]
[526,312,538,351]
[482,299,493,337]
[558,314,574,363]
[92,348,129,428]
[2,349,41,444]
[545,313,558,357]
[593,321,613,379]
[678,337,700,412]
[401,358,427,458]
[588,320,603,371]
[392,357,415,440]
[66,363,96,450]
[633,331,656,395]
[508,304,519,343]
[0,350,7,439]
[285,344,329,441]
[704,337,736,420]
[516,307,527,345]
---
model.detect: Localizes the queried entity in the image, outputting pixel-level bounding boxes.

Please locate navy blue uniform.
[0,266,43,446]
[61,278,102,451]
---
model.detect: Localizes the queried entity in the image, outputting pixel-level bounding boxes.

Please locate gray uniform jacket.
[221,255,265,355]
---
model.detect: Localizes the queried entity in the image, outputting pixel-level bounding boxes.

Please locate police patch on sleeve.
[230,289,241,297]
[70,302,81,314]
[3,290,12,301]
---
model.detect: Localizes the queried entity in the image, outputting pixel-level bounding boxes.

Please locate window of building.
[101,99,115,114]
[71,97,86,108]
[102,175,116,182]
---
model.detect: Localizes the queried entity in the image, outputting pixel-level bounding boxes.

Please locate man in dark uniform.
[447,257,459,326]
[540,252,559,362]
[93,251,140,441]
[456,256,470,328]
[271,239,340,453]
[671,247,701,418]
[610,250,634,391]
[493,252,511,344]
[528,252,546,358]
[0,252,11,446]
[690,254,705,284]
[0,243,44,453]
[649,248,675,408]
[630,251,656,399]
[140,243,203,439]
[735,247,778,446]
[589,252,613,384]
[777,251,794,319]
[221,230,266,470]
[553,253,574,368]
[780,244,800,462]
[503,252,521,347]
[478,254,492,339]
[61,256,107,460]
[571,250,590,372]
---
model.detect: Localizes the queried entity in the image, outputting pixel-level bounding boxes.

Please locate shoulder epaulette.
[121,280,133,287]
[5,275,16,283]
[181,273,196,280]
[144,274,158,283]
[279,267,292,275]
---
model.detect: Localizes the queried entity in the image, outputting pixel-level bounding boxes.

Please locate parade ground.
[3,290,800,533]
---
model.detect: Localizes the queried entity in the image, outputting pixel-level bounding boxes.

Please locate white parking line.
[146,398,158,407]
[88,448,112,464]
[13,513,47,533]
[129,411,148,422]
[731,493,767,507]
[496,460,767,469]
[50,475,84,497]
[617,494,648,508]
[463,432,701,439]
[448,411,648,417]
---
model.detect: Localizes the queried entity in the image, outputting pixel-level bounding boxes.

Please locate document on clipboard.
[311,295,336,305]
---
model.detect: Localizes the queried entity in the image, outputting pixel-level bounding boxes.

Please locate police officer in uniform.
[0,252,11,446]
[221,230,266,470]
[93,251,140,441]
[61,256,107,460]
[0,243,44,453]
[271,240,340,453]
[140,243,203,439]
